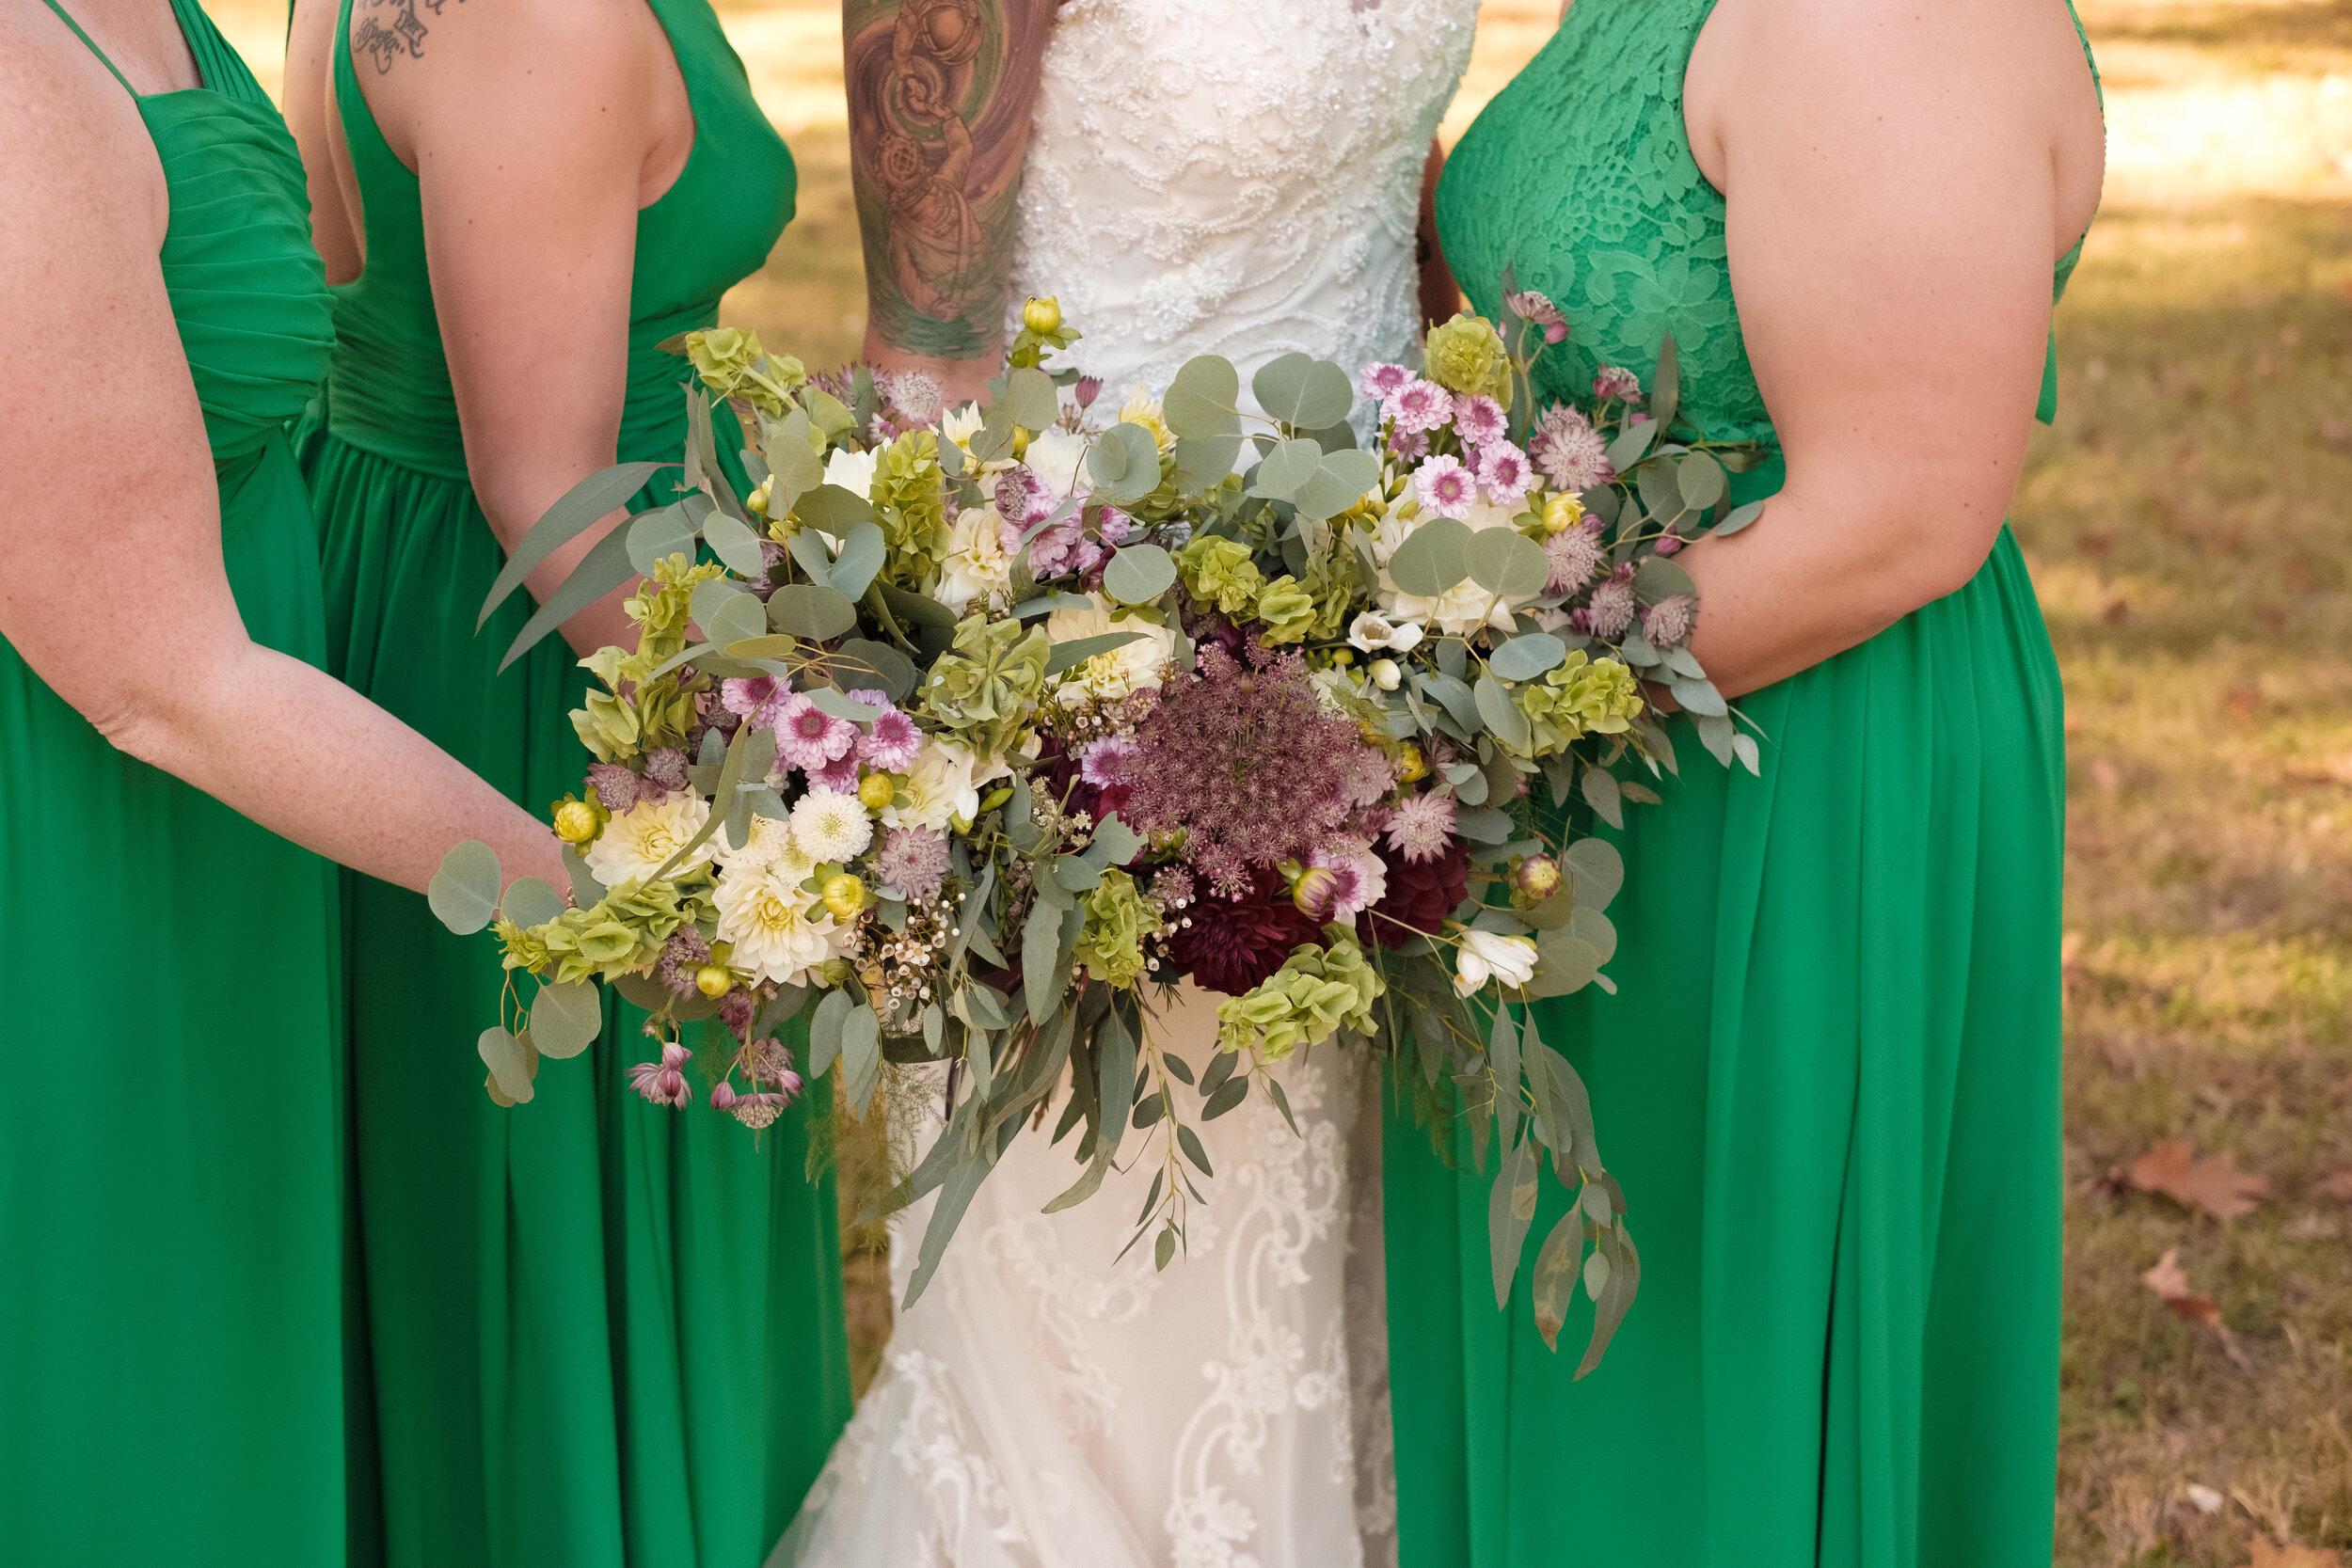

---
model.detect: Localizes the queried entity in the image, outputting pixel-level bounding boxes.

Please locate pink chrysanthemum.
[993,466,1051,527]
[771,692,858,770]
[1594,366,1645,404]
[1008,513,1082,578]
[1453,394,1508,449]
[1092,504,1134,546]
[807,754,863,795]
[1477,441,1535,509]
[1384,378,1452,435]
[1544,516,1607,594]
[1387,428,1430,463]
[1577,564,1638,641]
[1642,593,1697,650]
[849,692,923,772]
[721,673,791,730]
[875,824,950,899]
[1359,362,1413,401]
[1384,792,1458,864]
[628,1041,693,1108]
[1528,404,1614,494]
[1413,454,1474,520]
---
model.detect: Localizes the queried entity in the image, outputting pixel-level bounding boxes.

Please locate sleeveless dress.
[0,5,344,1563]
[1382,6,2098,1567]
[768,3,1475,1564]
[291,5,850,1564]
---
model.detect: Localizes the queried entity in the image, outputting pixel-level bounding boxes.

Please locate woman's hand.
[1672,0,2104,700]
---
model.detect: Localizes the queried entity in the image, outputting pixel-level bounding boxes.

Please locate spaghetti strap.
[37,0,137,95]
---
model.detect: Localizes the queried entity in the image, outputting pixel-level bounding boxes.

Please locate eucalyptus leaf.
[808,989,852,1079]
[834,637,917,701]
[1248,437,1324,502]
[1102,544,1177,606]
[1677,451,1725,511]
[702,512,769,578]
[561,847,603,907]
[842,1004,882,1117]
[1567,905,1618,966]
[627,504,701,577]
[1488,631,1567,681]
[702,590,769,649]
[1201,1077,1248,1121]
[829,521,888,600]
[1715,499,1767,538]
[1164,356,1241,438]
[1465,529,1550,598]
[1564,837,1625,910]
[1732,731,1762,776]
[1488,1132,1542,1307]
[1577,1221,1643,1379]
[1173,424,1245,486]
[1531,1209,1585,1351]
[530,980,601,1060]
[1670,679,1728,719]
[1087,421,1162,505]
[1473,675,1533,753]
[785,528,835,586]
[1632,556,1697,603]
[498,524,636,673]
[1023,896,1067,1025]
[499,876,565,931]
[1452,804,1514,844]
[1252,352,1354,431]
[877,580,959,629]
[767,583,860,641]
[1527,931,1602,999]
[427,840,502,935]
[1044,631,1148,679]
[1581,764,1624,830]
[1002,366,1059,430]
[1604,418,1661,476]
[793,483,873,538]
[1291,447,1381,522]
[1389,516,1474,597]
[479,461,663,629]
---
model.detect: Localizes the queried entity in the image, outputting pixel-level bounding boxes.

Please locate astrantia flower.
[1384,378,1452,435]
[644,747,690,792]
[1594,366,1644,403]
[1453,929,1540,997]
[1454,394,1508,449]
[1384,792,1457,863]
[874,824,949,898]
[1642,593,1697,650]
[656,924,715,998]
[789,788,873,863]
[725,1089,792,1130]
[1544,516,1607,595]
[849,691,923,772]
[1414,454,1474,520]
[721,673,792,731]
[1359,362,1413,402]
[713,863,842,987]
[882,369,946,426]
[1165,865,1324,996]
[771,693,858,771]
[1476,441,1534,509]
[585,795,711,887]
[1358,834,1469,949]
[1505,289,1569,343]
[1529,404,1614,494]
[587,762,663,813]
[1578,564,1639,641]
[628,1041,693,1108]
[748,1036,799,1086]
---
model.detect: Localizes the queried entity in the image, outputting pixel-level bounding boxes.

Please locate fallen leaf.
[2240,1535,2344,1568]
[2143,1247,2223,1325]
[2128,1138,2271,1219]
[2313,1164,2352,1202]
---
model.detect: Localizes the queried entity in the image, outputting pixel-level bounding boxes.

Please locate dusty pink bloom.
[1543,516,1607,594]
[587,762,661,813]
[1073,540,1108,582]
[1359,362,1413,401]
[1305,837,1387,920]
[882,369,946,426]
[875,824,949,898]
[771,693,858,770]
[1013,513,1083,578]
[1384,378,1452,435]
[1529,404,1613,493]
[1074,375,1104,408]
[1093,504,1135,546]
[1340,746,1397,811]
[1505,289,1564,328]
[1477,442,1534,509]
[657,925,715,998]
[1594,366,1644,403]
[1414,454,1474,520]
[1629,412,1652,427]
[748,1036,798,1085]
[1577,564,1639,640]
[644,747,690,792]
[1081,735,1139,792]
[1384,792,1457,864]
[721,673,792,730]
[849,693,923,772]
[1641,593,1697,650]
[1387,428,1430,463]
[1453,394,1508,449]
[711,1078,739,1112]
[1655,533,1683,556]
[726,1088,793,1130]
[993,466,1051,527]
[807,754,863,795]
[628,1041,693,1108]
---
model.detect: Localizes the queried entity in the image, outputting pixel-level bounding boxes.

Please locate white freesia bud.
[1369,657,1402,690]
[1453,929,1540,997]
[1348,610,1425,655]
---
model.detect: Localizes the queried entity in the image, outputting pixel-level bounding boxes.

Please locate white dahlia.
[584,795,711,888]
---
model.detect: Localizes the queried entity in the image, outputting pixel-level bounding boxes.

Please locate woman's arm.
[0,34,563,895]
[350,0,689,657]
[844,0,1057,403]
[1672,0,2104,699]
[1417,137,1462,327]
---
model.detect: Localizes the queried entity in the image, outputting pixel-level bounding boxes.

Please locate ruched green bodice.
[1,4,343,1563]
[1383,6,2097,1567]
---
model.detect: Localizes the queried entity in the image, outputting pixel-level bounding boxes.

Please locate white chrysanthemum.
[940,404,983,454]
[882,738,1006,832]
[713,863,841,987]
[1043,595,1174,705]
[711,812,815,883]
[1023,426,1089,499]
[934,504,1014,615]
[1373,497,1528,638]
[788,788,873,863]
[584,795,711,887]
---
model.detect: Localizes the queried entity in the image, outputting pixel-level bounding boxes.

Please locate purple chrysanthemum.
[1544,516,1607,594]
[1594,366,1644,404]
[1454,394,1508,448]
[1578,564,1638,641]
[1384,378,1452,436]
[1009,512,1082,578]
[1093,504,1134,546]
[875,824,950,899]
[1359,362,1413,401]
[771,693,858,770]
[1529,405,1614,494]
[1641,593,1697,650]
[1384,792,1457,864]
[1414,454,1474,520]
[1477,441,1534,508]
[628,1041,693,1108]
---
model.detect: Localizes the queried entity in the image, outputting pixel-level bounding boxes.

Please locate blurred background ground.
[213,0,2352,1560]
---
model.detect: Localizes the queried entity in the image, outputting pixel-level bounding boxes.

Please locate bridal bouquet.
[427,285,1760,1369]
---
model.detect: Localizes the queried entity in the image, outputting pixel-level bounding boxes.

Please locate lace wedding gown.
[770,2,1476,1563]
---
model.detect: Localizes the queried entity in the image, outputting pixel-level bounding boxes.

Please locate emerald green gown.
[1384,5,2096,1564]
[1,3,344,1562]
[293,4,850,1563]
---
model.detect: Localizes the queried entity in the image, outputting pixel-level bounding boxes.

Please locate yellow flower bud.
[1513,855,1564,901]
[858,772,897,811]
[694,964,734,999]
[818,958,853,987]
[1021,295,1063,334]
[1543,492,1585,535]
[1369,657,1402,690]
[1010,428,1030,461]
[553,800,600,844]
[821,874,866,921]
[1395,742,1428,784]
[746,480,772,516]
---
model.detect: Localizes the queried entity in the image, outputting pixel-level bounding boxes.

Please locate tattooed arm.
[845,0,1057,403]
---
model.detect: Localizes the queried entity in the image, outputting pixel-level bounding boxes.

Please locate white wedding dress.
[770,2,1476,1563]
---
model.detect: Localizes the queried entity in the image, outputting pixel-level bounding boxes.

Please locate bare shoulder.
[348,0,646,86]
[0,4,164,247]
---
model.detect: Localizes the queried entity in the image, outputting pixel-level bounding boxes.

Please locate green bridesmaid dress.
[293,4,850,1564]
[0,4,344,1563]
[1384,5,2097,1565]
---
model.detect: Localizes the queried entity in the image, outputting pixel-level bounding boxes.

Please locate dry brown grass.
[207,0,2352,1552]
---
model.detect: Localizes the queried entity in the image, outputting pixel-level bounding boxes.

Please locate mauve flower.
[1384,379,1452,435]
[1505,288,1565,330]
[1594,366,1644,403]
[1387,429,1430,463]
[807,754,862,795]
[1074,375,1104,409]
[1093,504,1134,546]
[850,694,922,772]
[1642,593,1697,650]
[771,692,858,770]
[875,823,949,898]
[588,762,660,813]
[1080,734,1139,798]
[1543,516,1607,595]
[1529,404,1613,494]
[1477,442,1534,509]
[994,466,1051,527]
[1454,394,1508,449]
[644,747,691,791]
[725,1086,794,1130]
[628,1041,694,1108]
[1359,362,1413,401]
[1383,792,1457,863]
[1578,564,1638,640]
[721,673,792,730]
[1167,865,1325,996]
[882,369,946,426]
[1358,835,1470,949]
[1414,454,1475,520]
[1654,534,1683,556]
[1016,515,1084,578]
[657,925,715,998]
[1306,836,1387,920]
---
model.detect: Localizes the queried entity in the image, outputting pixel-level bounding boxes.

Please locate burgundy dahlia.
[1166,866,1324,996]
[1358,836,1470,949]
